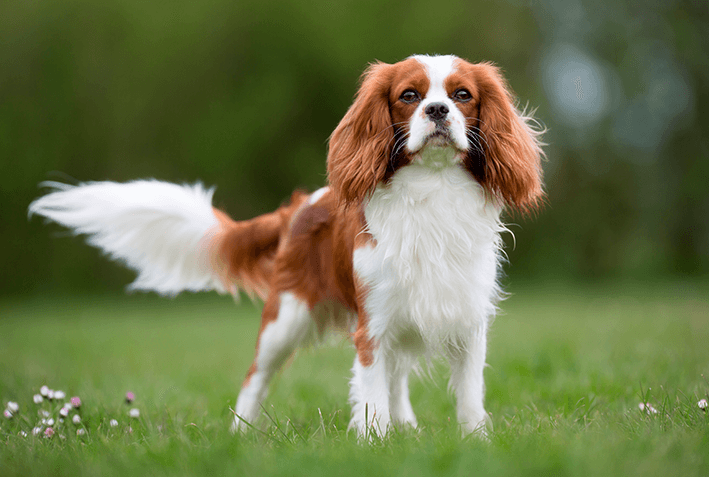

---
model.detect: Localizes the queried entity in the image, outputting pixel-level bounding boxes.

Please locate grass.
[1,280,708,476]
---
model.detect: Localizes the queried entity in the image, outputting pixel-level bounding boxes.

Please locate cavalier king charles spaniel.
[30,54,544,438]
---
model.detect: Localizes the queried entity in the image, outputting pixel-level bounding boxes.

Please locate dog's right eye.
[399,90,420,104]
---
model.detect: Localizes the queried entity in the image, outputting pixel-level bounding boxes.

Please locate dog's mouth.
[424,128,453,147]
[406,124,466,157]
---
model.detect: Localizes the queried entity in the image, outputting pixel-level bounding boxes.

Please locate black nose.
[425,102,449,121]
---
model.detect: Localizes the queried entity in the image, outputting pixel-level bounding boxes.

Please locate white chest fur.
[353,163,504,349]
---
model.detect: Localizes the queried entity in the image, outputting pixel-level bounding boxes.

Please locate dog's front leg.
[386,353,417,428]
[446,324,490,438]
[348,345,390,438]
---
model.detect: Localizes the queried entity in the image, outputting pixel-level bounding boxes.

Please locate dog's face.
[327,55,544,213]
[389,56,472,155]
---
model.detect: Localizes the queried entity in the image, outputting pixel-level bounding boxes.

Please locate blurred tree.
[2,0,707,296]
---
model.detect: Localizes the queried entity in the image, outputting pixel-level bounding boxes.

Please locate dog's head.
[327,55,544,213]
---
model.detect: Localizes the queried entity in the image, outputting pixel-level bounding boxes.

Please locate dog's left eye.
[452,89,472,102]
[399,90,421,104]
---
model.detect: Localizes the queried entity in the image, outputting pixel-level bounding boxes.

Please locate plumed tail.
[29,180,225,296]
[29,180,308,300]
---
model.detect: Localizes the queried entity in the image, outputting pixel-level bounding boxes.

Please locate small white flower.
[40,386,49,397]
[7,401,19,413]
[41,418,48,425]
[54,390,66,400]
[41,410,50,418]
[72,414,81,424]
[33,394,43,404]
[76,428,86,436]
[47,418,55,426]
[3,409,12,419]
[699,399,708,410]
[109,419,118,427]
[47,390,55,400]
[128,408,140,419]
[59,407,70,417]
[32,426,42,435]
[19,431,27,438]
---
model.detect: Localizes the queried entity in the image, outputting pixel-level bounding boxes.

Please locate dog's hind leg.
[232,291,314,432]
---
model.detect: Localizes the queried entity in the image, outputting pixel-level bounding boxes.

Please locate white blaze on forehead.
[412,55,457,99]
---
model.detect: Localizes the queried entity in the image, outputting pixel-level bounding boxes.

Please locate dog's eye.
[399,89,420,104]
[452,89,472,102]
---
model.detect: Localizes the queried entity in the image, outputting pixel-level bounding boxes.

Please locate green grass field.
[1,281,708,476]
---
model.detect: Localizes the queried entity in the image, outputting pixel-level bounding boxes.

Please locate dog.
[29,54,544,437]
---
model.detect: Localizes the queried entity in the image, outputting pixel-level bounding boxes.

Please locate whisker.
[467,117,490,128]
[331,121,410,155]
[391,135,409,158]
[466,126,489,147]
[465,126,491,154]
[382,123,412,152]
[466,132,484,156]
[372,121,411,141]
[390,131,411,161]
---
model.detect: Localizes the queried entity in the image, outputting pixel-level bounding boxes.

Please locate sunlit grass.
[1,281,708,476]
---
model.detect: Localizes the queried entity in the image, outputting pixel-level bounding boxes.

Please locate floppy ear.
[472,63,544,214]
[327,62,394,206]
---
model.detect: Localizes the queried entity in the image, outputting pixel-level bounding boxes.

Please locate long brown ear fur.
[474,63,544,214]
[327,62,394,206]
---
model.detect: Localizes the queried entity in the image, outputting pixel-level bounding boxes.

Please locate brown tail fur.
[210,191,309,300]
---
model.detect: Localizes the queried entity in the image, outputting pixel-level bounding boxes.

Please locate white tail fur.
[28,180,225,296]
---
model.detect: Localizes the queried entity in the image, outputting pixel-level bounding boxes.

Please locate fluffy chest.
[353,165,504,343]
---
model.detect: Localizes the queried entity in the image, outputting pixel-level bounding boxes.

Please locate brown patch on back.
[217,187,380,379]
[271,190,364,313]
[267,188,383,365]
[289,204,329,238]
[211,191,308,299]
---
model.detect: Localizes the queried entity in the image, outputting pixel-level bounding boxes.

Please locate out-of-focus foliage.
[2,0,707,295]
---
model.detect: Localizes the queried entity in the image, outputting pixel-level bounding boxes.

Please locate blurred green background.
[3,0,708,297]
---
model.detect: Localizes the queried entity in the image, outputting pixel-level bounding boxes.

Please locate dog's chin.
[425,132,452,148]
[408,132,469,168]
[413,131,465,154]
